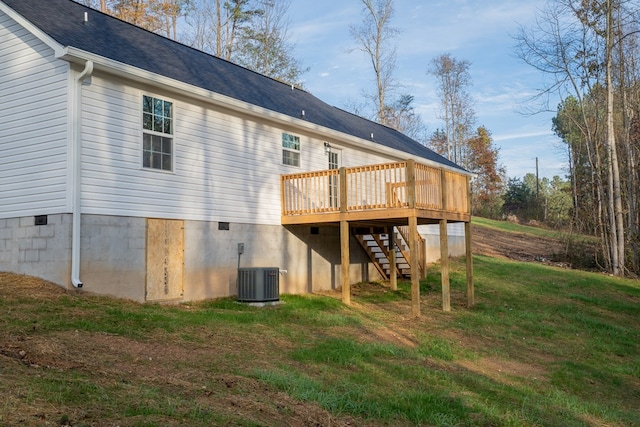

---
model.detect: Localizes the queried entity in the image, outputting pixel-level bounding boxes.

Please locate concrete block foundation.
[1,214,379,302]
[0,213,72,287]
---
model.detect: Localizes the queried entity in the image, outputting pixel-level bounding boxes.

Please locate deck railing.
[281,160,470,218]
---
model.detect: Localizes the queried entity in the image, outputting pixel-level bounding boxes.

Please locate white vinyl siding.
[0,11,69,219]
[80,77,285,224]
[78,75,407,225]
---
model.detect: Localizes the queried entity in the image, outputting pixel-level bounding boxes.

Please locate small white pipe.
[71,60,93,288]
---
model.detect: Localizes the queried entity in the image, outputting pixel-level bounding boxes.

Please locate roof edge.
[0,0,66,57]
[1,0,470,176]
[58,47,470,176]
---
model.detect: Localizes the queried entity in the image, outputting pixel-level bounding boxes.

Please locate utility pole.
[536,156,541,221]
[536,157,539,199]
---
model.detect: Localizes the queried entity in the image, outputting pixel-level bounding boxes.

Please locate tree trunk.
[619,27,638,275]
[215,0,222,57]
[606,0,625,275]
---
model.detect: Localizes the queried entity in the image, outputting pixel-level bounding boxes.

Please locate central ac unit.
[237,267,280,303]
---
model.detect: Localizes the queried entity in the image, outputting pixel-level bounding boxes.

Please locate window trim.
[282,132,300,167]
[142,94,175,172]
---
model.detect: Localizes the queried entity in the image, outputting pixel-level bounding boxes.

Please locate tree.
[428,53,475,164]
[503,177,536,218]
[384,94,427,142]
[515,0,607,250]
[466,126,505,218]
[350,0,399,125]
[603,0,625,275]
[75,0,188,40]
[184,0,258,60]
[234,0,307,85]
[112,0,163,34]
[104,0,306,85]
[183,0,217,53]
[506,173,572,226]
[515,0,640,275]
[74,0,107,12]
[427,129,448,155]
[546,176,573,226]
[153,0,187,40]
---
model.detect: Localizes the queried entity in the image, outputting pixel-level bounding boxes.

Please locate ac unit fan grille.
[237,267,279,302]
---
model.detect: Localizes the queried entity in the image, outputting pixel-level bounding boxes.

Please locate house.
[0,0,473,314]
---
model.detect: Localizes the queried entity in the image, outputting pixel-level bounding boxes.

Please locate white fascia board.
[0,1,67,58]
[57,46,471,176]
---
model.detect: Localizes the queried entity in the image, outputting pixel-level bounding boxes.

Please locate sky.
[285,0,566,180]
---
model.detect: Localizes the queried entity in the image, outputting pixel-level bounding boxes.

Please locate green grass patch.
[1,250,639,426]
[472,216,561,237]
[472,216,596,243]
[291,336,407,365]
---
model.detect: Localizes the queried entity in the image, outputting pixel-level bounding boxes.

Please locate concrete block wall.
[0,214,72,287]
[183,221,377,301]
[79,215,147,301]
[0,213,382,302]
[0,214,146,298]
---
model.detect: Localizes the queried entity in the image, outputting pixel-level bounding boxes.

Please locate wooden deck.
[281,159,474,316]
[281,159,471,225]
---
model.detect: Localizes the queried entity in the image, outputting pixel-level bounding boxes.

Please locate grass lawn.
[1,246,639,425]
[472,216,597,242]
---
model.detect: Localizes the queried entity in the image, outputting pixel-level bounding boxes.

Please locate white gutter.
[0,4,468,175]
[71,60,93,288]
[56,47,472,176]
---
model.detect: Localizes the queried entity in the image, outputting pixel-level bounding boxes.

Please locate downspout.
[71,60,93,288]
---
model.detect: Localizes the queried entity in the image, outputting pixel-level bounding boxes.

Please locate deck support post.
[465,221,474,307]
[440,219,451,312]
[409,215,420,317]
[338,167,351,305]
[340,220,351,305]
[388,227,397,291]
[280,161,473,313]
[421,235,427,280]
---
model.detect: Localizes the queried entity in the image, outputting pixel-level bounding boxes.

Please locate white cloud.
[287,0,565,178]
[494,130,553,142]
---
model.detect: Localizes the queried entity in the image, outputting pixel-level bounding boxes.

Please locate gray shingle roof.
[3,0,465,172]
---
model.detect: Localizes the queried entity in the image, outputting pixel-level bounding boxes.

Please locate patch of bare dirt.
[0,272,379,427]
[0,329,365,427]
[0,272,69,300]
[0,224,594,426]
[472,224,578,268]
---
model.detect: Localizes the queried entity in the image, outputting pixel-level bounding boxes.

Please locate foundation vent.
[237,267,279,303]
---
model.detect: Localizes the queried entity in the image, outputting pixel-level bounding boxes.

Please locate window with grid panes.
[282,132,300,166]
[142,95,173,171]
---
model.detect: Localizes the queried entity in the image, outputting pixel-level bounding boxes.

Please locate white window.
[282,132,300,167]
[142,95,173,171]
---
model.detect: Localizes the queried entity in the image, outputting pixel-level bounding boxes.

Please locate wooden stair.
[355,227,424,280]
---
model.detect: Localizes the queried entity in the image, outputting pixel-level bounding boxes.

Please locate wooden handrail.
[281,160,470,217]
[396,225,425,275]
[281,169,341,215]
